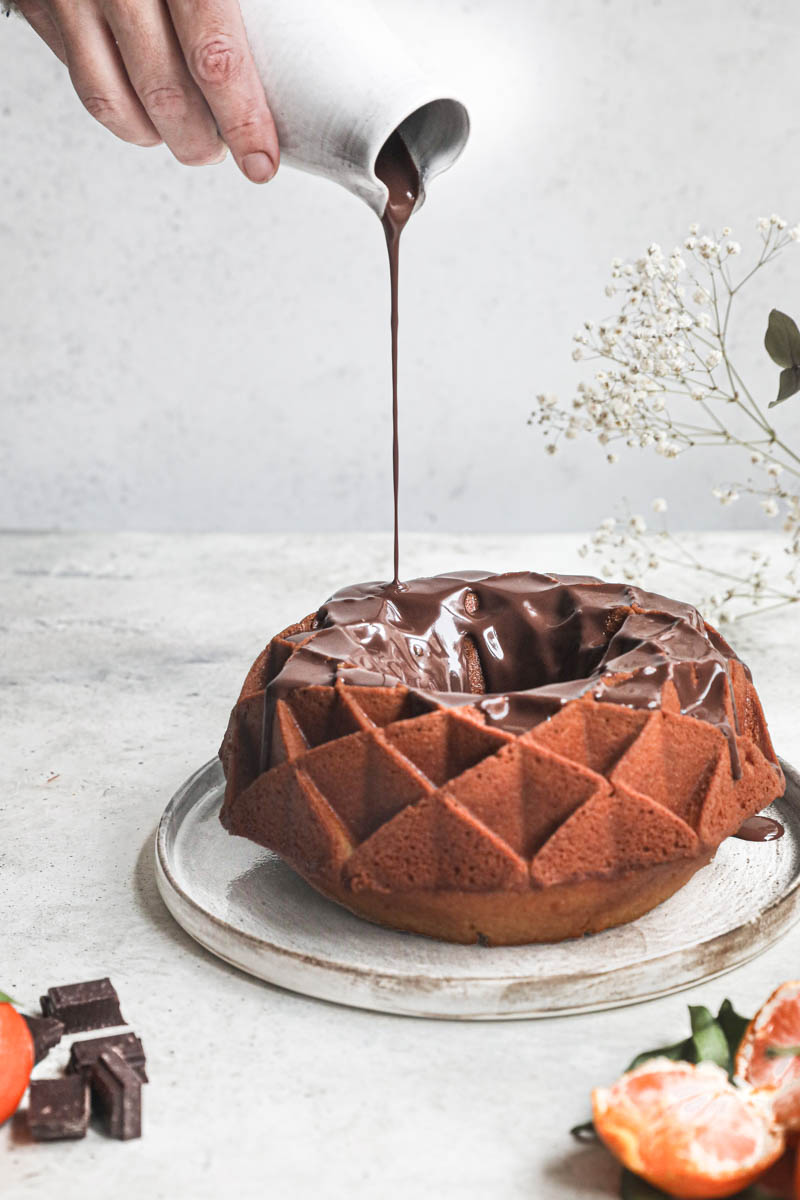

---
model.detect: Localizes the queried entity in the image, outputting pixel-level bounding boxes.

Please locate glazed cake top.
[263,571,746,770]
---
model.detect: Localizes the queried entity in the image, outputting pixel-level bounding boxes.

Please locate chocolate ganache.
[260,571,755,777]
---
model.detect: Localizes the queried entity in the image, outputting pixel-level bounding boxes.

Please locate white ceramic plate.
[155,757,800,1020]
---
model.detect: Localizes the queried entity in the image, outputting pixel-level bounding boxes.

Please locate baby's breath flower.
[534,214,800,616]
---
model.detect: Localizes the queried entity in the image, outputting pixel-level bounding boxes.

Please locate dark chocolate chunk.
[67,1032,148,1083]
[41,977,125,1033]
[23,1015,65,1064]
[28,1076,90,1141]
[90,1049,142,1140]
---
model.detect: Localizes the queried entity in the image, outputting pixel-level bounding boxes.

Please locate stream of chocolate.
[374,132,420,585]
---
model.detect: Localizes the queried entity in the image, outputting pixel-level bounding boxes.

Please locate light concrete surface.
[1,530,798,1199]
[3,1,800,534]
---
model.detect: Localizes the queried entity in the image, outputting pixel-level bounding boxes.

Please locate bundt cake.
[219,571,784,945]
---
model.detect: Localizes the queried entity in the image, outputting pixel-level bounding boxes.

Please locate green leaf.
[764,308,800,369]
[569,1120,597,1142]
[689,1005,732,1071]
[717,999,751,1067]
[626,1037,691,1073]
[620,1170,669,1199]
[769,365,800,407]
[0,991,14,1005]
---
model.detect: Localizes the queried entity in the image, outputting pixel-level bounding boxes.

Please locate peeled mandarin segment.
[736,981,800,1092]
[0,1004,35,1124]
[592,1058,785,1200]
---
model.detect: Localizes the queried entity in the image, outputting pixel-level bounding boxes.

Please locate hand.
[16,0,279,183]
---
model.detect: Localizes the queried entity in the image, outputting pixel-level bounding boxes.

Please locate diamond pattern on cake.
[344,792,529,893]
[696,737,782,845]
[609,711,725,828]
[300,728,433,843]
[342,684,435,729]
[525,699,649,775]
[442,739,607,859]
[530,789,700,887]
[229,762,353,885]
[220,672,784,905]
[383,708,512,787]
[270,699,308,766]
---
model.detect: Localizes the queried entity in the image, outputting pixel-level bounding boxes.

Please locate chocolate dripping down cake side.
[218,571,784,945]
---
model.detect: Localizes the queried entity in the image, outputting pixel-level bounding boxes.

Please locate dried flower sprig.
[530,216,800,620]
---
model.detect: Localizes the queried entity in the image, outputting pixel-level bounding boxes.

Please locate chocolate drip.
[374,132,420,585]
[261,571,755,777]
[735,815,784,842]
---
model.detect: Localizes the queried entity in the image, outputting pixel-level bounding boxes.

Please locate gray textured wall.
[2,0,799,533]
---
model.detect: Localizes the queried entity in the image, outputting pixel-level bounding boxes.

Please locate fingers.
[50,1,161,147]
[15,0,66,63]
[103,0,226,167]
[166,0,279,183]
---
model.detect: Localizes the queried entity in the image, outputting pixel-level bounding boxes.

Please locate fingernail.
[242,151,275,183]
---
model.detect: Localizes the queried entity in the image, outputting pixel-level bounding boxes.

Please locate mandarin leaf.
[717,999,751,1068]
[689,1005,731,1071]
[569,1120,597,1142]
[625,1038,692,1073]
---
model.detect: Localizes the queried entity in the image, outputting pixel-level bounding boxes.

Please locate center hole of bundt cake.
[456,594,633,696]
[464,590,480,616]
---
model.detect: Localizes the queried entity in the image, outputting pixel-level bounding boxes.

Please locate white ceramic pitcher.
[237,0,470,214]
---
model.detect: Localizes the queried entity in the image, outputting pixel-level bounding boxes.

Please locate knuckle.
[80,92,159,146]
[190,35,243,87]
[141,83,188,122]
[80,93,120,124]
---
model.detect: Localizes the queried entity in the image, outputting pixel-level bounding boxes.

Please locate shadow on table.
[132,827,332,1009]
[539,1144,619,1197]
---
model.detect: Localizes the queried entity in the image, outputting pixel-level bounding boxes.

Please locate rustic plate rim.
[154,756,800,1018]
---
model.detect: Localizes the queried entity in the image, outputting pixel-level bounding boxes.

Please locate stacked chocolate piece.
[25,977,146,1141]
